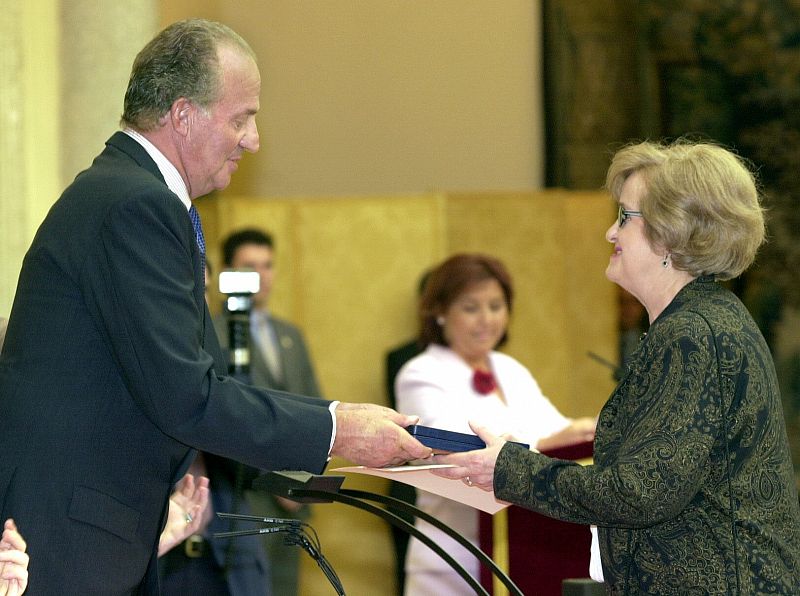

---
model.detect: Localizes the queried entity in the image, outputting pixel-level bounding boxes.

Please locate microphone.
[217,512,302,527]
[212,525,288,539]
[212,509,345,595]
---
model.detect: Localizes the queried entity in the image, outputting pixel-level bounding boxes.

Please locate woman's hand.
[0,518,28,596]
[158,474,210,557]
[429,422,506,492]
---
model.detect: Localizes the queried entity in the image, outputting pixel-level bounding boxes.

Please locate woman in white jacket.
[396,253,595,596]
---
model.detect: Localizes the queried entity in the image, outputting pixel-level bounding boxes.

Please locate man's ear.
[168,97,193,136]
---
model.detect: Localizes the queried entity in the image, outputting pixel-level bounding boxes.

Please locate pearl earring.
[436,316,445,326]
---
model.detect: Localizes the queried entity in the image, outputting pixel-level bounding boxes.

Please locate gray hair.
[121,19,256,131]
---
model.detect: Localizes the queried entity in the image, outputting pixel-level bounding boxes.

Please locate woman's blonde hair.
[606,139,766,280]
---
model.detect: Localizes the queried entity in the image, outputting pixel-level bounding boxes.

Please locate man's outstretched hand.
[332,403,432,467]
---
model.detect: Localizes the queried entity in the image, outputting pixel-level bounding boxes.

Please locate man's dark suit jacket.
[214,314,322,397]
[0,132,332,595]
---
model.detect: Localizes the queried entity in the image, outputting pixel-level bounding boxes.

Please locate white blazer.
[396,343,570,583]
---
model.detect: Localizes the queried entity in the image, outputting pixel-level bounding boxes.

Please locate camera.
[219,269,260,299]
[218,270,260,376]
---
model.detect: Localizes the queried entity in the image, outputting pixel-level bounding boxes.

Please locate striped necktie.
[251,312,284,383]
[188,204,206,274]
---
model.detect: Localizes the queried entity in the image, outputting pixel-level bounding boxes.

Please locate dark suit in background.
[0,132,333,595]
[240,315,322,397]
[213,312,323,595]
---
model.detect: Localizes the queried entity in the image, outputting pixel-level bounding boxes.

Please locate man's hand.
[332,403,432,467]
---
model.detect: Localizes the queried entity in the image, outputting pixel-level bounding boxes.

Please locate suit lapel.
[106,132,209,339]
[105,131,166,183]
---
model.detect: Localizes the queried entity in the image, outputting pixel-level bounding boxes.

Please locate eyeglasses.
[617,205,643,227]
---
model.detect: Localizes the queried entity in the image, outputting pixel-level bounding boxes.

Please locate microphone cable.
[214,514,345,595]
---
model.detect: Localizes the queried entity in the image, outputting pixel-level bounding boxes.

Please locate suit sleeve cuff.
[328,401,340,459]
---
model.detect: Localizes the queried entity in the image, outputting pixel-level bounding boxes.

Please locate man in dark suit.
[219,229,322,398]
[0,19,429,596]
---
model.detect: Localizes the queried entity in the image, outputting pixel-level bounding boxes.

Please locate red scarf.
[472,369,497,395]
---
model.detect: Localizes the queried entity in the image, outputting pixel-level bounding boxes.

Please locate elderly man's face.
[183,45,260,199]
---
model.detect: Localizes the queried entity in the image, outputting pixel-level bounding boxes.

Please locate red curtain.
[479,441,594,596]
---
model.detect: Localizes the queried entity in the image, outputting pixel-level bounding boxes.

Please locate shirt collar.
[252,308,271,322]
[123,128,191,211]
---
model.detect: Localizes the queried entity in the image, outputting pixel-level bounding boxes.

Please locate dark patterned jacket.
[495,277,800,594]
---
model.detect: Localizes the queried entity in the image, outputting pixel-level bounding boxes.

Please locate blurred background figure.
[157,474,211,559]
[214,228,323,596]
[396,253,596,595]
[218,228,322,397]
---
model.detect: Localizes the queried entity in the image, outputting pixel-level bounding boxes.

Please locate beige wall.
[199,190,616,594]
[2,1,545,308]
[0,0,61,314]
[0,0,158,314]
[59,0,157,183]
[162,0,545,197]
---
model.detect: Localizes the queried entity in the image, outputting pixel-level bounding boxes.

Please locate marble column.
[0,0,158,313]
[60,0,158,184]
[0,2,24,314]
[0,1,60,313]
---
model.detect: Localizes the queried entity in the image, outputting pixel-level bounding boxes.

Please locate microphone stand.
[241,471,524,596]
[339,488,523,596]
[218,279,260,569]
[213,513,345,595]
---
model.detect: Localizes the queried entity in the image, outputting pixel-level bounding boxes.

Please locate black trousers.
[159,538,230,595]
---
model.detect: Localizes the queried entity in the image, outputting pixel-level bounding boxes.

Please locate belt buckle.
[184,534,205,558]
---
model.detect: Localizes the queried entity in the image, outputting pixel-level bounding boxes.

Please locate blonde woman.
[435,140,800,594]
